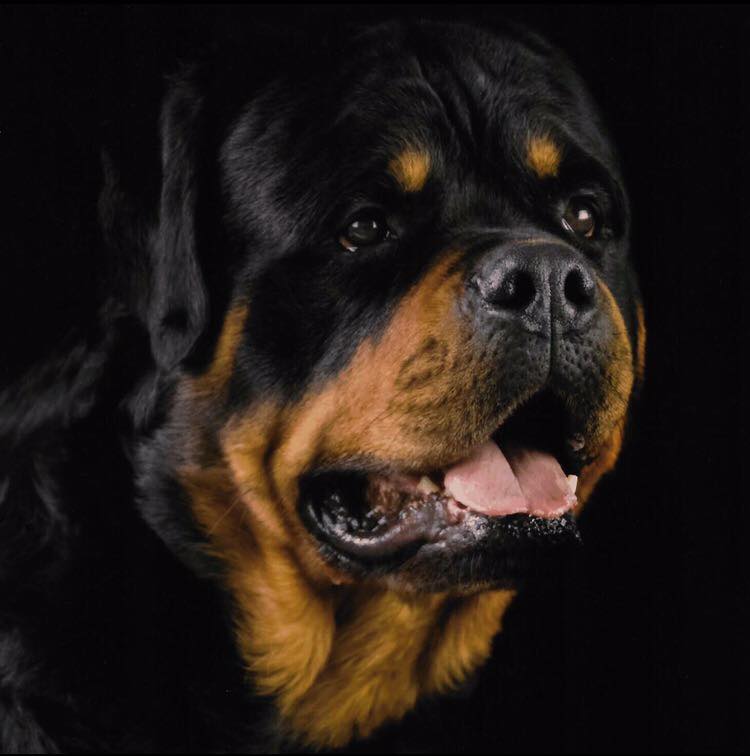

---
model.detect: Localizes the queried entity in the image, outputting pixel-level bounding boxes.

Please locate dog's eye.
[562,198,598,239]
[339,212,392,251]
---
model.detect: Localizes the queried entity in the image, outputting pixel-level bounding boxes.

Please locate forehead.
[221,22,618,227]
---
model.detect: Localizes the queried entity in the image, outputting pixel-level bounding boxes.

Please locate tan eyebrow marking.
[526,134,561,179]
[388,148,431,192]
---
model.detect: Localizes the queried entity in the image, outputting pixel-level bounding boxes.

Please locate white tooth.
[566,475,578,495]
[417,475,440,494]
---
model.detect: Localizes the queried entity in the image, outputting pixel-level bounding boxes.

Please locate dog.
[0,17,645,752]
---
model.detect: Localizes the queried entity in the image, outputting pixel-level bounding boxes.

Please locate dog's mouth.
[299,391,588,573]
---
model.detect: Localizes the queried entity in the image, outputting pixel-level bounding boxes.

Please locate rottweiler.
[0,17,645,753]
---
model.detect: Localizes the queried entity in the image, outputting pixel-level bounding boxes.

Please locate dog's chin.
[298,391,588,592]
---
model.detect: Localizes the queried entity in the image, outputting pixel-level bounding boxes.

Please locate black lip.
[306,495,443,563]
[298,469,431,565]
[299,477,453,566]
[398,512,582,591]
[299,469,582,584]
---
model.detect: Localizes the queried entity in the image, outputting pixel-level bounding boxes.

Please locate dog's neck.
[179,459,514,749]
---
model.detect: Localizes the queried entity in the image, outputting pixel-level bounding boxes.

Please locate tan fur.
[284,590,440,746]
[577,418,625,506]
[575,282,635,506]
[190,303,249,398]
[636,302,647,385]
[389,148,431,192]
[526,134,561,178]
[422,590,515,694]
[590,281,634,446]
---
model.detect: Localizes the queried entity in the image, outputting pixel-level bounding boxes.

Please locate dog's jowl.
[1,19,644,753]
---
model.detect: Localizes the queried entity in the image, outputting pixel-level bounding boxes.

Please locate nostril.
[489,269,536,311]
[563,267,595,310]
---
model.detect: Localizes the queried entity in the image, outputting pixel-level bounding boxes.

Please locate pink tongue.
[443,440,575,519]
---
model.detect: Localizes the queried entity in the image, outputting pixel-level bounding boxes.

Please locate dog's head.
[106,20,644,598]
[102,18,645,745]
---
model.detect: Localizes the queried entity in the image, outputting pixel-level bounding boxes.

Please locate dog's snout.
[474,242,597,333]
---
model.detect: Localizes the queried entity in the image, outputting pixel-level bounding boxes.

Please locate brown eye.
[562,198,598,239]
[339,212,392,251]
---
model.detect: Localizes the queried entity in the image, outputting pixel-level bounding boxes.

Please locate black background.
[1,5,747,754]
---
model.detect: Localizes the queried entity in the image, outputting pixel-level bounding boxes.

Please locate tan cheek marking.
[576,282,635,506]
[526,134,561,178]
[576,419,625,507]
[388,148,431,192]
[257,250,501,510]
[597,281,636,431]
[188,302,249,398]
[636,302,647,385]
[220,252,479,572]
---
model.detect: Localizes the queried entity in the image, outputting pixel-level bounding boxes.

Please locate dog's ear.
[147,76,208,370]
[100,70,209,371]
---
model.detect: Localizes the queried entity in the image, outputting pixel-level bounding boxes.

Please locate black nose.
[475,243,597,333]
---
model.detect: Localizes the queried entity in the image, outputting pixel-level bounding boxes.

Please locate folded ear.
[100,69,209,371]
[147,76,208,370]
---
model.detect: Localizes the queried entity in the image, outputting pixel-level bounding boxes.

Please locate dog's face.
[129,21,643,599]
